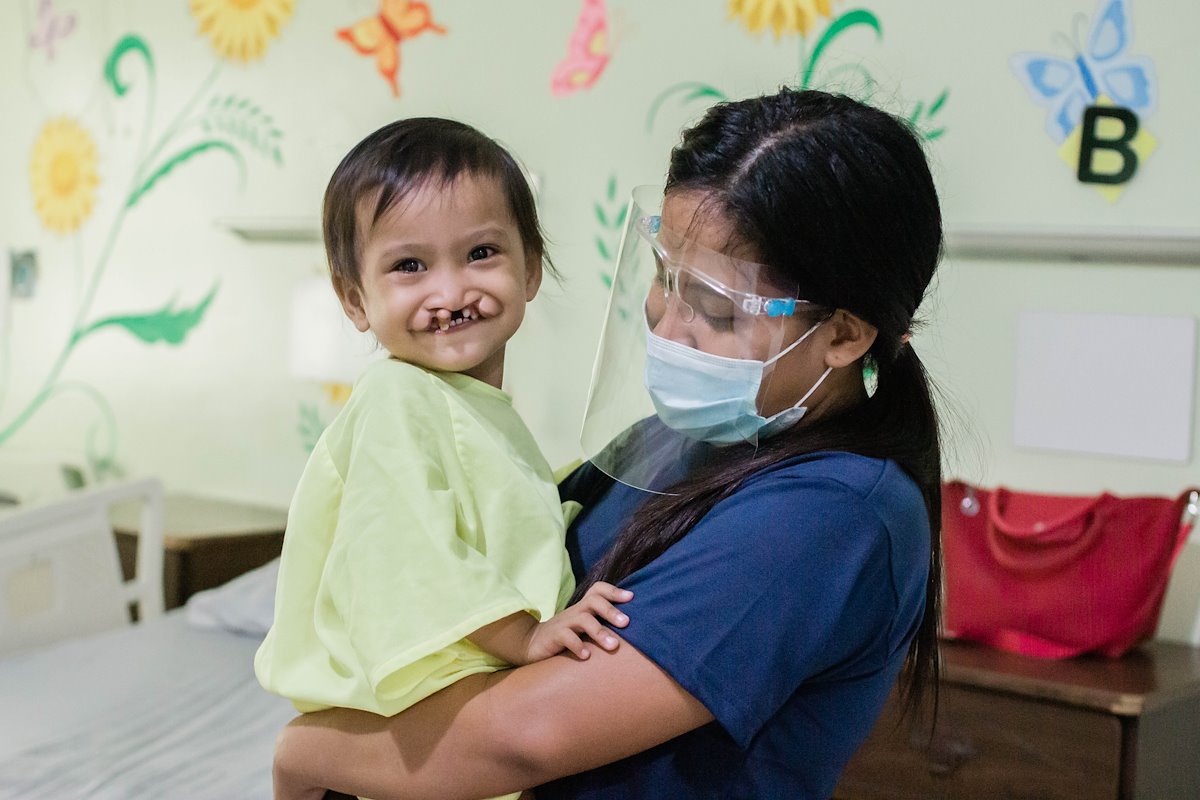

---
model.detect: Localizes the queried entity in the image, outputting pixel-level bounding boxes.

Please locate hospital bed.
[0,480,294,799]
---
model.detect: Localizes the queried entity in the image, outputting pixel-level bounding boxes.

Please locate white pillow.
[185,558,279,637]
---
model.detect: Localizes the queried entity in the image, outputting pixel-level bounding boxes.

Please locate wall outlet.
[10,250,38,298]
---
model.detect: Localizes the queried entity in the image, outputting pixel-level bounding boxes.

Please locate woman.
[273,87,944,800]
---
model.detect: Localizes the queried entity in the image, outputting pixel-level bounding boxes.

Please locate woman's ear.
[823,310,878,368]
[338,286,370,333]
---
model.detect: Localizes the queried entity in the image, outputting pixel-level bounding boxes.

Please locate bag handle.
[984,487,1110,572]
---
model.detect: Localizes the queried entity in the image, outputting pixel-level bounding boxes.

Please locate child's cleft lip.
[429,303,483,333]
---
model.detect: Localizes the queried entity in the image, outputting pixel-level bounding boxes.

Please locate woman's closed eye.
[698,306,734,331]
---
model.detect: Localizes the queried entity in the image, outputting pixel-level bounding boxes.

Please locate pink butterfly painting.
[28,0,76,60]
[551,0,611,96]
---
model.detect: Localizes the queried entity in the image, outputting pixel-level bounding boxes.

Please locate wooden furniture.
[111,494,286,610]
[835,639,1200,800]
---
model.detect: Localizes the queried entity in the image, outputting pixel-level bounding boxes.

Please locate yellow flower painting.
[190,0,294,62]
[29,117,100,234]
[728,0,839,38]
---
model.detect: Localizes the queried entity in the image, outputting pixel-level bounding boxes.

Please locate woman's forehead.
[659,191,793,295]
[660,191,762,264]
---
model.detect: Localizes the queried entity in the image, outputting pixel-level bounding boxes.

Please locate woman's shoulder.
[729,452,927,547]
[749,451,921,506]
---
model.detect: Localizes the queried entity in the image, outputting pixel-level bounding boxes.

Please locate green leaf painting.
[202,94,284,163]
[298,403,326,454]
[594,173,637,323]
[75,285,218,346]
[646,7,950,143]
[2,27,284,475]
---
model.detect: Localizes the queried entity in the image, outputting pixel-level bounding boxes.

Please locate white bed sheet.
[0,611,296,799]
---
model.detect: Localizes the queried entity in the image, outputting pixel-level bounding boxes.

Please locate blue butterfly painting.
[1010,0,1156,144]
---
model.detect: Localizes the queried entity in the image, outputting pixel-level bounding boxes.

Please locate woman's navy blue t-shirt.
[539,451,930,800]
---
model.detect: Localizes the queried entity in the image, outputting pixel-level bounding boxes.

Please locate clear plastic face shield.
[580,185,822,493]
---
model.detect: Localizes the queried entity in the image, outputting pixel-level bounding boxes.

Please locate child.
[255,119,631,756]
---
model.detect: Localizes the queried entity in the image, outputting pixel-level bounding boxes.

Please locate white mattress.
[0,612,296,799]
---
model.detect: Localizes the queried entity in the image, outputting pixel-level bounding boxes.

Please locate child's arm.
[467,582,633,666]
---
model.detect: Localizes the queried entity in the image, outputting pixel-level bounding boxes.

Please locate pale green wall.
[3,1,1198,633]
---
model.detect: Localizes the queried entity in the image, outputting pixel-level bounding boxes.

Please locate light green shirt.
[255,358,575,717]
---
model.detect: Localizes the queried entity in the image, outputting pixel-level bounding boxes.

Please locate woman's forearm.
[273,641,713,800]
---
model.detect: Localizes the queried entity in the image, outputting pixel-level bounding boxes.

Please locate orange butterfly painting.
[551,0,611,96]
[337,0,447,97]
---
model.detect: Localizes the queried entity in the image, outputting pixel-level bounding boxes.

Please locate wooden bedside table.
[111,494,287,610]
[835,639,1200,800]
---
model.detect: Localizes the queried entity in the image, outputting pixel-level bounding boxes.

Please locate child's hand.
[522,582,633,663]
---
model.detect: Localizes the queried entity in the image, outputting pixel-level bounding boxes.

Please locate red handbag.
[941,481,1199,659]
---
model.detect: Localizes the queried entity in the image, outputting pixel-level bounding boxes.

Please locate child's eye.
[391,258,425,273]
[468,246,496,262]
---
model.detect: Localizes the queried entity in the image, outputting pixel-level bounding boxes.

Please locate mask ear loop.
[757,317,828,416]
[794,364,834,409]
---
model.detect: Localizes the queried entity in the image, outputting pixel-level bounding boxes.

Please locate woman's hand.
[522,582,632,663]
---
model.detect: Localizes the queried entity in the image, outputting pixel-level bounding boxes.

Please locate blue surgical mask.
[643,321,832,444]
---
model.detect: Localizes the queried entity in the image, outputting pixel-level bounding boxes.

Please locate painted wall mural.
[727,0,838,38]
[593,173,640,323]
[337,0,447,97]
[551,0,612,96]
[5,4,290,477]
[647,2,949,142]
[1009,0,1156,202]
[29,117,98,234]
[191,0,293,61]
[28,0,76,60]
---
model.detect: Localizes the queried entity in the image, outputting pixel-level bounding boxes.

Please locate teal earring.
[862,353,879,398]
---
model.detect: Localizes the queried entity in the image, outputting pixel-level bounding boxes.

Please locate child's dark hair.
[322,117,553,301]
[578,88,944,723]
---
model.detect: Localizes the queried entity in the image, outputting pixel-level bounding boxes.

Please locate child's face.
[342,173,541,389]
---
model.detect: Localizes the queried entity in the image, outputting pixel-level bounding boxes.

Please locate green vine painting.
[646,7,949,141]
[8,24,285,477]
[592,173,640,323]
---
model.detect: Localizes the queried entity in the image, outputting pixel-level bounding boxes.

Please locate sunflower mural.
[5,13,288,476]
[190,0,295,62]
[647,3,950,142]
[29,117,99,234]
[728,0,839,38]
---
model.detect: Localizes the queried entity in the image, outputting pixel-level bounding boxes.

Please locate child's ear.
[524,253,544,302]
[338,286,370,332]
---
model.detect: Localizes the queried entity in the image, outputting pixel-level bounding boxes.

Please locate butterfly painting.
[1010,0,1156,144]
[551,0,611,96]
[337,0,447,97]
[28,0,76,61]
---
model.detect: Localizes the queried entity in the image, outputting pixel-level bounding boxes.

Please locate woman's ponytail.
[868,341,942,719]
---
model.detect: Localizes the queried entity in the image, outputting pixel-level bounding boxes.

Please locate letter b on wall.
[1077,106,1140,185]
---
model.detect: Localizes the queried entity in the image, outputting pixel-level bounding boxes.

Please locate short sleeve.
[611,469,900,748]
[313,378,538,711]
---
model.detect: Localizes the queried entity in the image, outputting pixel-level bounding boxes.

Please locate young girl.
[254,119,631,771]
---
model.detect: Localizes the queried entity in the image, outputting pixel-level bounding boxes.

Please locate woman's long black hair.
[575,88,944,720]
